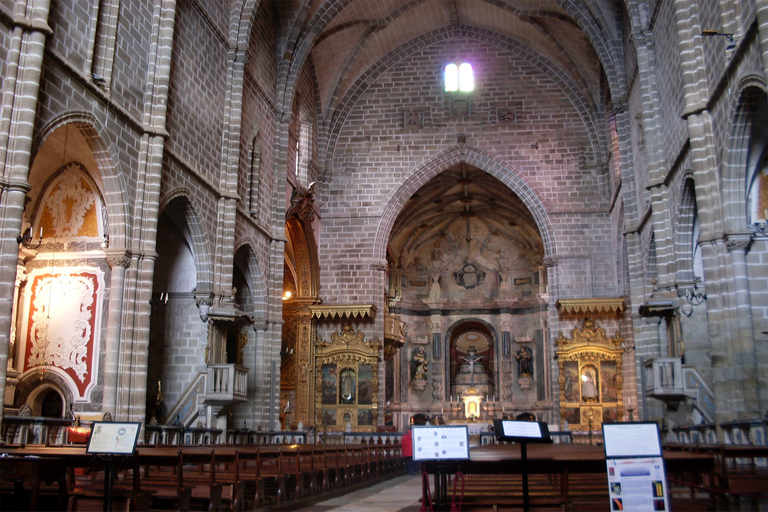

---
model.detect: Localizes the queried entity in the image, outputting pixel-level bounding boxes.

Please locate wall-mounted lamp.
[752,220,767,236]
[701,30,736,51]
[683,278,706,306]
[282,291,292,301]
[101,235,109,248]
[280,347,294,359]
[17,227,43,249]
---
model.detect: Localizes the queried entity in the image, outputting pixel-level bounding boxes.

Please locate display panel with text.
[412,425,470,460]
[86,422,141,455]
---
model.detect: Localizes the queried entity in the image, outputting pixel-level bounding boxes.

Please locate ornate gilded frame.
[555,319,625,431]
[314,325,380,432]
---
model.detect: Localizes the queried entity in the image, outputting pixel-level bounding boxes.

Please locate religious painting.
[321,408,336,426]
[564,407,580,426]
[357,408,373,426]
[321,364,337,405]
[563,361,579,403]
[358,364,373,404]
[339,368,356,404]
[603,407,618,423]
[601,361,618,402]
[580,364,599,403]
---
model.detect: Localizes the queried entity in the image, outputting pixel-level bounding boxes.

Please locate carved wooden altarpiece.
[555,319,625,431]
[314,324,380,432]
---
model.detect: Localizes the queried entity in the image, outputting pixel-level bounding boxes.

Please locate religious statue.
[339,368,356,404]
[581,368,599,401]
[412,347,428,380]
[461,348,484,386]
[514,346,533,378]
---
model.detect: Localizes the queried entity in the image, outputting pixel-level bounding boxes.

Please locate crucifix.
[462,348,484,387]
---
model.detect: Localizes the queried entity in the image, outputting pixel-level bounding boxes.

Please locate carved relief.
[23,268,104,399]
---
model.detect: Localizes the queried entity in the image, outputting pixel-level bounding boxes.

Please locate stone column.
[757,0,768,79]
[102,250,131,417]
[0,0,52,425]
[725,235,759,416]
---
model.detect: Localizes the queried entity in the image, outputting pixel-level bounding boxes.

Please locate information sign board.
[412,425,470,461]
[606,457,669,511]
[86,422,142,455]
[603,422,663,458]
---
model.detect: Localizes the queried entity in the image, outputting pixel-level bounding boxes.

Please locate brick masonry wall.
[321,36,617,300]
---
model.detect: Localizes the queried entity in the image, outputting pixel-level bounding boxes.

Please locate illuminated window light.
[444,63,458,92]
[459,63,474,92]
[445,63,474,92]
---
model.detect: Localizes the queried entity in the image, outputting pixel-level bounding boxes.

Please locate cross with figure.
[462,348,484,387]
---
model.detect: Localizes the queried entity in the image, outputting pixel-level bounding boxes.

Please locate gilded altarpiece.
[314,325,380,432]
[555,320,625,430]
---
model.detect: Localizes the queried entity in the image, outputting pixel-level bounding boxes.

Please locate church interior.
[1,0,767,469]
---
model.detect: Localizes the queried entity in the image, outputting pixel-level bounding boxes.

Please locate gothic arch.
[374,147,555,261]
[285,217,320,299]
[31,114,129,248]
[233,239,269,322]
[158,190,214,294]
[722,77,768,232]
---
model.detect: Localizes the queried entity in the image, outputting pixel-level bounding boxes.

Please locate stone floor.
[289,474,424,511]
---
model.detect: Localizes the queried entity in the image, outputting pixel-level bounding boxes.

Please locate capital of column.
[277,111,293,125]
[542,256,557,268]
[611,100,629,115]
[725,234,753,253]
[105,249,131,269]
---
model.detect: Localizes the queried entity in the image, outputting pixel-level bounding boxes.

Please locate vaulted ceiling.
[277,0,623,129]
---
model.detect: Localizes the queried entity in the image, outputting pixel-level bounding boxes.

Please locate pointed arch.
[374,147,555,261]
[158,190,214,294]
[722,77,768,232]
[31,113,129,249]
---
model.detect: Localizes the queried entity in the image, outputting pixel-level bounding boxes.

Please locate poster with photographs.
[412,425,470,460]
[606,457,669,511]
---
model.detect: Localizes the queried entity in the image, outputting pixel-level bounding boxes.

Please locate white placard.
[501,421,542,439]
[412,425,470,460]
[86,422,141,455]
[606,457,669,511]
[603,423,662,458]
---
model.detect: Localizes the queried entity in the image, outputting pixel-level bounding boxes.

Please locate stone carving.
[403,111,425,131]
[27,272,97,384]
[40,163,100,238]
[454,263,485,289]
[432,377,442,401]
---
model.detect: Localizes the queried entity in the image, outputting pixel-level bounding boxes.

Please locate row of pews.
[0,442,405,511]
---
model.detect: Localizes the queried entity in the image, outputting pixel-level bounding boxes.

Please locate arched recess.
[722,79,768,232]
[374,147,555,261]
[443,319,499,401]
[675,174,701,285]
[32,114,129,248]
[146,194,210,423]
[11,121,115,414]
[233,238,269,322]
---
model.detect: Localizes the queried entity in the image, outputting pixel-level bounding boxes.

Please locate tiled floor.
[290,474,424,511]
